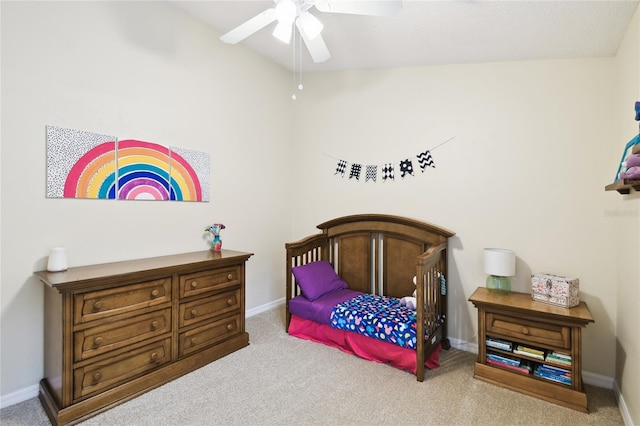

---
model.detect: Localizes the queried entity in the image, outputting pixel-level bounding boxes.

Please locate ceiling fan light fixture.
[297,11,323,40]
[273,21,293,44]
[275,0,297,24]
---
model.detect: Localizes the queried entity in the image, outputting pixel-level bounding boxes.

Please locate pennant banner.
[332,144,444,183]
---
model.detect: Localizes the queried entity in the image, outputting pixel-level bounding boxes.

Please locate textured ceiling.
[170,0,639,72]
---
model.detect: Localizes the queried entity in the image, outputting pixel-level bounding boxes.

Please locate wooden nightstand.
[469,287,594,412]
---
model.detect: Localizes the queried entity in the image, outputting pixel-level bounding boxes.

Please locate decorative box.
[531,273,579,308]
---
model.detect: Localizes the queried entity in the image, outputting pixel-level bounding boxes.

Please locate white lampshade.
[484,248,515,277]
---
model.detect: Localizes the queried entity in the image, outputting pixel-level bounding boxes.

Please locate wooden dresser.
[35,249,252,425]
[469,287,594,412]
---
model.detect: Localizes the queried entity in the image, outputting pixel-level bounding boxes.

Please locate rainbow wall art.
[46,126,210,202]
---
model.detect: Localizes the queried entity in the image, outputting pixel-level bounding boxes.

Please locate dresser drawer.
[74,278,171,324]
[73,337,170,400]
[179,289,240,328]
[486,313,570,349]
[178,314,241,357]
[179,266,240,299]
[74,308,171,361]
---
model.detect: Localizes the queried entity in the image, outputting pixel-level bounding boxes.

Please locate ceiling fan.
[220,0,403,63]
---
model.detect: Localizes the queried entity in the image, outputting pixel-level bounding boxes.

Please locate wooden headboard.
[285,214,455,327]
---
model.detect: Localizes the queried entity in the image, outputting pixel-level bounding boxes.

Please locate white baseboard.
[0,384,39,410]
[583,370,615,389]
[614,380,634,426]
[246,297,285,318]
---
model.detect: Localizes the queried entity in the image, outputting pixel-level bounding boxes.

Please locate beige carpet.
[1,306,624,425]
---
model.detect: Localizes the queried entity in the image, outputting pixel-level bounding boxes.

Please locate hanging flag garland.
[329,137,453,183]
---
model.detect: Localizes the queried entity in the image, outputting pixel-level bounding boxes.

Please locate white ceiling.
[170,0,639,72]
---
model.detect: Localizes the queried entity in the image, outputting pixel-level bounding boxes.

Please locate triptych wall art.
[46,125,210,202]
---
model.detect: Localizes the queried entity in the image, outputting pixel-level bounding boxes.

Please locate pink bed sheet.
[288,314,440,375]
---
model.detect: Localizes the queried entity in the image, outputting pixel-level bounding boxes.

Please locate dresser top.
[35,249,253,292]
[469,287,594,324]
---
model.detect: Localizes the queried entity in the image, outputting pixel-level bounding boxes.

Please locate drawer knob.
[227,273,233,280]
[93,372,102,383]
[94,337,104,347]
[522,327,529,335]
[226,323,234,331]
[191,281,198,288]
[191,309,198,317]
[150,320,159,330]
[150,352,158,362]
[151,289,160,298]
[190,337,197,346]
[227,298,234,306]
[93,301,103,312]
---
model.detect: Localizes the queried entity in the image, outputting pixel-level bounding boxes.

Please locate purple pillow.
[292,260,348,301]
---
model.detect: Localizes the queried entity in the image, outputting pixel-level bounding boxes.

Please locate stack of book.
[485,337,512,351]
[534,364,572,385]
[545,351,571,366]
[513,344,545,360]
[486,351,532,375]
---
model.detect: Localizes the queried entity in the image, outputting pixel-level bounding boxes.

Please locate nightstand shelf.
[469,287,594,412]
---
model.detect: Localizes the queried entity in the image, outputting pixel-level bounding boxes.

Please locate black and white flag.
[382,163,394,181]
[349,163,362,180]
[365,165,377,182]
[417,150,435,171]
[399,159,414,178]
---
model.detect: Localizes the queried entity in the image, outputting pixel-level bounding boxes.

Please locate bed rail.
[415,243,448,381]
[285,234,330,327]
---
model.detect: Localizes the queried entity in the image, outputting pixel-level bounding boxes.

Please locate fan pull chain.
[291,25,304,101]
[297,30,304,91]
[291,24,297,100]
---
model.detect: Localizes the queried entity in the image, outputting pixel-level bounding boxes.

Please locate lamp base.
[486,275,511,292]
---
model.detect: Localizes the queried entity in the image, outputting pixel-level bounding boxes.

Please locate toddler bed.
[285,214,455,381]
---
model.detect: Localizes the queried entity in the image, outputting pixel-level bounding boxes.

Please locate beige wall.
[0,1,293,398]
[614,5,640,425]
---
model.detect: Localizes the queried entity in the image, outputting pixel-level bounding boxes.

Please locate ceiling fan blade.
[220,8,277,44]
[315,0,403,17]
[297,24,331,63]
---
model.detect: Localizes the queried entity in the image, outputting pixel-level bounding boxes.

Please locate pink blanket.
[288,314,440,375]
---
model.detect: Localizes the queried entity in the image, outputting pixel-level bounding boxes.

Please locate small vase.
[211,235,222,252]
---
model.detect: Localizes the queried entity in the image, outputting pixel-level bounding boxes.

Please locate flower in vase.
[204,223,226,236]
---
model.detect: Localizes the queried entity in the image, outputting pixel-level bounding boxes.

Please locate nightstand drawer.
[178,314,241,357]
[179,289,240,328]
[74,308,171,361]
[73,337,170,400]
[486,313,570,349]
[179,266,240,299]
[74,278,171,324]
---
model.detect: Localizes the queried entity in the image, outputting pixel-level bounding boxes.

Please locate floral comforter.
[329,294,422,349]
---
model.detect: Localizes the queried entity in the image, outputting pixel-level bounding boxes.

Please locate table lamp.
[484,248,515,291]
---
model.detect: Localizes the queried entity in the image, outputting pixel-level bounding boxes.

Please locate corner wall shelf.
[606,143,640,194]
